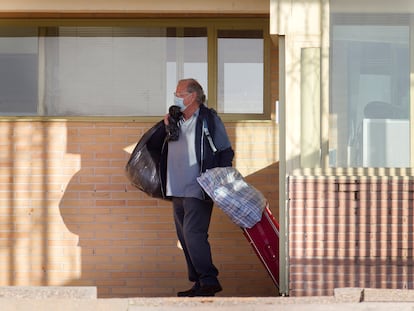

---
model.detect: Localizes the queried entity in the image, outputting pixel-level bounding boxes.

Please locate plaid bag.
[197,167,266,228]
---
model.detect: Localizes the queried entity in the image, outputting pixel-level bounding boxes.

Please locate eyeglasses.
[174,92,191,98]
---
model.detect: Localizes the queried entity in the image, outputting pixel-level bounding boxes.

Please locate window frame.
[0,18,271,121]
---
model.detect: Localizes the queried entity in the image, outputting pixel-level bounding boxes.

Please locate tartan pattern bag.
[197,167,266,228]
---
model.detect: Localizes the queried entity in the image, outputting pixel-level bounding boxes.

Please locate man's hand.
[164,114,170,125]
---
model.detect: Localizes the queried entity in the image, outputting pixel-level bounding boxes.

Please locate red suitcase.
[242,203,280,289]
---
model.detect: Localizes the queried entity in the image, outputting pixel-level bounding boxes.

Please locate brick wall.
[0,120,278,298]
[288,176,414,296]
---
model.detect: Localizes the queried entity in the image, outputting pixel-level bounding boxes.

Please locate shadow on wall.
[58,123,188,297]
[58,123,280,297]
[2,122,54,287]
[244,162,279,217]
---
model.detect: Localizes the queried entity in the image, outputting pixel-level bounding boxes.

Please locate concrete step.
[1,297,414,311]
[0,286,97,299]
[1,287,414,311]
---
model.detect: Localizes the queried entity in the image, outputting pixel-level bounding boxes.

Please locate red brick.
[289,176,414,296]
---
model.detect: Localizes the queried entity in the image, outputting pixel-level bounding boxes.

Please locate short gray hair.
[181,78,206,105]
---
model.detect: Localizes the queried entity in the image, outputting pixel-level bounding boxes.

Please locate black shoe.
[192,284,223,297]
[177,284,200,297]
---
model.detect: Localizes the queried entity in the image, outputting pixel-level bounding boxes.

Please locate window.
[0,27,38,115]
[0,19,269,118]
[0,26,207,116]
[217,30,264,114]
[329,11,410,167]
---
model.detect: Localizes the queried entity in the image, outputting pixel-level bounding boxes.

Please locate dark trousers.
[172,197,220,287]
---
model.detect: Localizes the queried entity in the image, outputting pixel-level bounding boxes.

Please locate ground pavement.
[2,286,414,310]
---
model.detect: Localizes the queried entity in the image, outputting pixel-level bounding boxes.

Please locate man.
[147,78,234,297]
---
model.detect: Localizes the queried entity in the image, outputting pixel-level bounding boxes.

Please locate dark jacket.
[146,105,234,200]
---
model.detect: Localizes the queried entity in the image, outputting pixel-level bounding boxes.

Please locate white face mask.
[174,95,188,112]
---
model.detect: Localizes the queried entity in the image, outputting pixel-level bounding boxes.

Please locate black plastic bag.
[125,122,163,199]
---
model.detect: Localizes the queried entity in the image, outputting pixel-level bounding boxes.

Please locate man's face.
[175,82,195,108]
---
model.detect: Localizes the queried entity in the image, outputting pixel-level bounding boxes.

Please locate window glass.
[166,28,208,113]
[0,21,268,118]
[44,27,207,116]
[0,27,38,115]
[217,30,264,114]
[329,13,410,167]
[0,26,207,116]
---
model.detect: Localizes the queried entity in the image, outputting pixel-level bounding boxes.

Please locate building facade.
[0,0,280,297]
[1,0,413,298]
[275,0,414,296]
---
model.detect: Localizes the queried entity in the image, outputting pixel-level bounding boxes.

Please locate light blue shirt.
[166,110,204,199]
